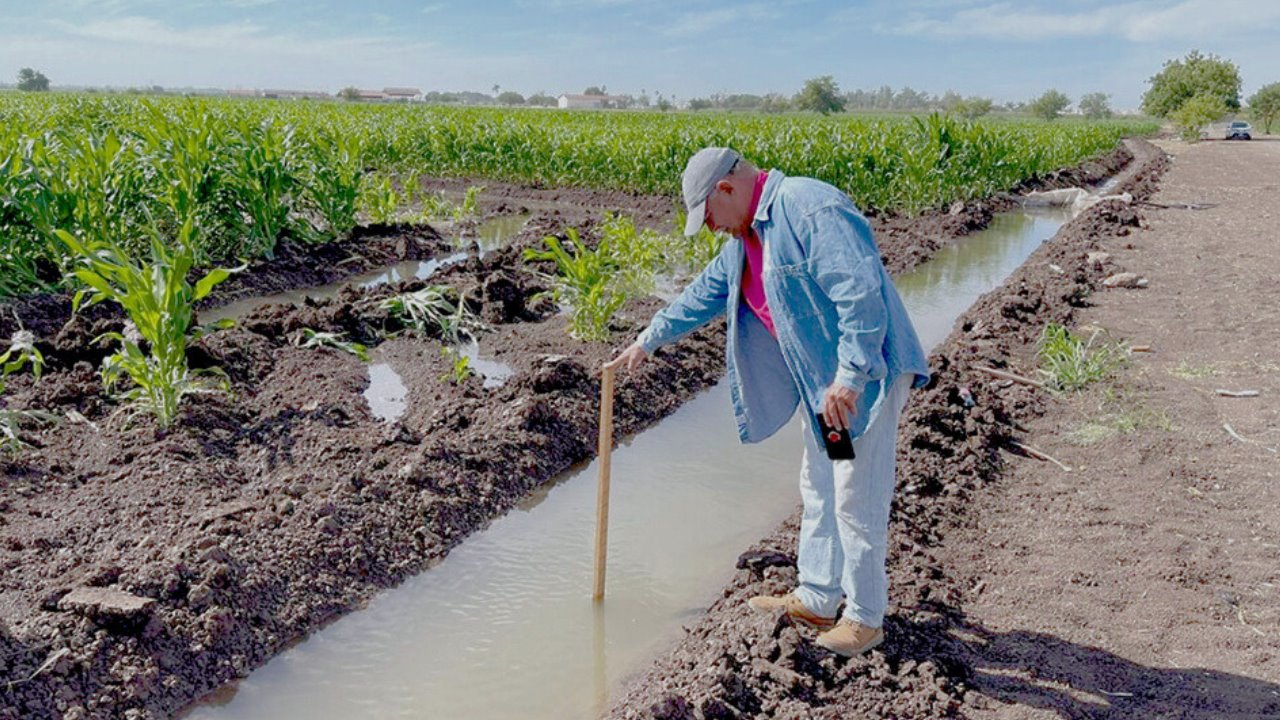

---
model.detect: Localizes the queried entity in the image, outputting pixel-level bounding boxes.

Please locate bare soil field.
[943,137,1280,719]
[0,146,1132,719]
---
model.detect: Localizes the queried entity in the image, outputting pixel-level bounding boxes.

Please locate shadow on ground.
[899,613,1280,719]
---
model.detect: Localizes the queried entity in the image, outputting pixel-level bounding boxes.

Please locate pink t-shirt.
[741,171,775,337]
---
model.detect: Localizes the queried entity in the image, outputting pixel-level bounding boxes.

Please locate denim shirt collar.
[752,169,786,227]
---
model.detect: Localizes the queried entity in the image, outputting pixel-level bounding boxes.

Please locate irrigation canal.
[184,206,1075,719]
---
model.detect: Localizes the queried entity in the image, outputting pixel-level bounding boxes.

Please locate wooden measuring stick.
[593,365,616,601]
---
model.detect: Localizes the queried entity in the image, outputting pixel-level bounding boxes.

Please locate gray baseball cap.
[681,147,741,236]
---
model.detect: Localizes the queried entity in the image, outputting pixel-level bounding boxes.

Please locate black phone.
[816,414,856,461]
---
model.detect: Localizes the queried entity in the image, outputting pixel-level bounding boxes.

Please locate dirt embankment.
[0,144,1135,720]
[605,139,1169,720]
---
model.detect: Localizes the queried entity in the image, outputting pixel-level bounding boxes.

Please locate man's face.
[703,176,750,238]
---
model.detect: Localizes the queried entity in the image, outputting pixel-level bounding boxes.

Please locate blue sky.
[2,0,1278,109]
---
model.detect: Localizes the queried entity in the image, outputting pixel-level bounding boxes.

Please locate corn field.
[0,94,1158,299]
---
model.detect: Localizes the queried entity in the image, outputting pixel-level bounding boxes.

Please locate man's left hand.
[819,385,859,431]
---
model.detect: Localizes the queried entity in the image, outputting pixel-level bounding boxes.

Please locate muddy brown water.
[183,206,1075,720]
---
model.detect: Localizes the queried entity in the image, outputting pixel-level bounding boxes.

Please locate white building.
[557,93,617,109]
[383,87,424,102]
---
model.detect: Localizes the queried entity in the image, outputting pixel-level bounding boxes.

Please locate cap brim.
[683,202,706,236]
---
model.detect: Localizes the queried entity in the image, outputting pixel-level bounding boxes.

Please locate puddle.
[203,212,530,326]
[363,359,408,423]
[201,252,469,325]
[471,214,531,258]
[457,339,515,389]
[184,207,1077,720]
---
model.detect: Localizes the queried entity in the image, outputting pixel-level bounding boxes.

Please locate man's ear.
[715,178,734,194]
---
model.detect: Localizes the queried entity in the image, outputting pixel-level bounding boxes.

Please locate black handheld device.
[815,414,856,461]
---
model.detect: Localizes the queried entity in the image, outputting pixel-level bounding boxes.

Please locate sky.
[1,0,1278,110]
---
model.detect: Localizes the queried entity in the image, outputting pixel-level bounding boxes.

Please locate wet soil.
[0,144,1136,720]
[605,139,1176,719]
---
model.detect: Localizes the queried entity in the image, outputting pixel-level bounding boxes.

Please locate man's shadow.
[890,612,1280,719]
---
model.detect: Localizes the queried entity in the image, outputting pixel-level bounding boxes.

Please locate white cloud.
[665,3,778,37]
[54,16,434,56]
[880,0,1280,42]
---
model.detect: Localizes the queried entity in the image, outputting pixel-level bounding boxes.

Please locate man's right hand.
[605,341,648,374]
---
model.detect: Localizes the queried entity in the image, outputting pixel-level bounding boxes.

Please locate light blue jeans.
[794,374,912,628]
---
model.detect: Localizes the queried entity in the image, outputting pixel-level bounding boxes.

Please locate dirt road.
[944,138,1280,718]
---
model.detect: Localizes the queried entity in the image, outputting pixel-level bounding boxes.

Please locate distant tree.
[16,67,50,92]
[894,86,932,110]
[687,97,713,111]
[951,96,993,119]
[338,86,361,102]
[636,93,650,108]
[761,93,791,114]
[497,91,525,106]
[527,92,557,107]
[491,84,500,96]
[1028,89,1071,120]
[1247,82,1280,134]
[1142,50,1241,118]
[655,94,673,112]
[1078,92,1113,119]
[583,85,606,96]
[794,75,845,115]
[1170,92,1227,141]
[424,91,461,104]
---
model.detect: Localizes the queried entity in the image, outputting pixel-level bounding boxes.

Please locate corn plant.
[598,212,665,297]
[439,346,475,385]
[379,285,482,343]
[302,130,363,239]
[1036,323,1127,393]
[358,174,402,225]
[0,328,54,453]
[454,185,483,221]
[524,228,627,341]
[294,328,370,362]
[0,328,44,385]
[0,94,1161,302]
[57,220,238,429]
[227,116,302,259]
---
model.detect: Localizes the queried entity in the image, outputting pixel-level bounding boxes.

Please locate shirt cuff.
[834,364,872,393]
[638,324,665,354]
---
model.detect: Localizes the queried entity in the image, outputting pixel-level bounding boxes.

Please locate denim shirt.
[638,170,930,447]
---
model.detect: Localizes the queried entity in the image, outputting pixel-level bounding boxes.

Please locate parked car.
[1226,121,1252,140]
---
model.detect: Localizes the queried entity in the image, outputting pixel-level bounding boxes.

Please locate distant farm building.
[262,89,331,100]
[383,87,424,102]
[557,93,621,109]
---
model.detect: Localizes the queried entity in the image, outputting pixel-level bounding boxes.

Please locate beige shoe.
[747,592,836,630]
[815,619,885,657]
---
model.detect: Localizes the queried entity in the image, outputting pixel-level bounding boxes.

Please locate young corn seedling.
[229,116,302,260]
[0,328,44,382]
[1036,323,1127,393]
[57,219,239,429]
[598,212,664,297]
[0,328,55,453]
[671,210,726,275]
[439,346,475,385]
[379,285,482,343]
[294,328,371,363]
[523,228,627,342]
[358,174,402,225]
[303,130,363,240]
[453,185,484,222]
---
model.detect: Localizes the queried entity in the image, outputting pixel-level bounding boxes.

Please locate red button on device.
[827,431,840,443]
